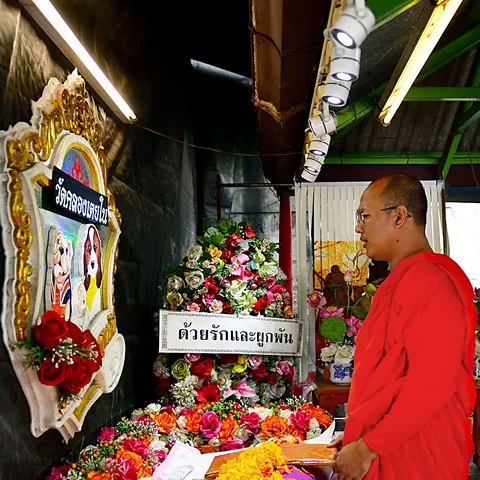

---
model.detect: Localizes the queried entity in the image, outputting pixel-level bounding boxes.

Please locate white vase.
[329,361,354,384]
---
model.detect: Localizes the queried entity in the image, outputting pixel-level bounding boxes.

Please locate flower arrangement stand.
[313,377,350,416]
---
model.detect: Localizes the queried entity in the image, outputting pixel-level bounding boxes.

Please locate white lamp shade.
[322,75,351,107]
[330,46,361,82]
[309,134,331,156]
[331,5,375,49]
[309,112,338,136]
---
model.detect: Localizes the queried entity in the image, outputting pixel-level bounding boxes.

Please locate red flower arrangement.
[13,310,102,398]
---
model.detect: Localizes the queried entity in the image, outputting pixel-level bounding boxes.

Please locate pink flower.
[202,293,216,307]
[264,277,276,289]
[221,439,244,451]
[186,301,200,312]
[224,378,256,399]
[209,299,223,314]
[153,449,167,464]
[266,291,275,303]
[344,270,353,284]
[185,353,201,363]
[46,466,69,480]
[240,411,261,434]
[475,288,480,301]
[113,459,138,480]
[290,410,311,432]
[248,355,263,369]
[275,360,291,376]
[200,411,221,438]
[122,439,150,458]
[319,306,344,318]
[345,316,361,337]
[307,291,326,309]
[237,253,250,264]
[272,284,286,295]
[97,426,119,442]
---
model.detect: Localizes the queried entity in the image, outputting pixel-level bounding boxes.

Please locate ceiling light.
[330,46,361,82]
[378,0,463,126]
[309,134,331,157]
[322,75,351,108]
[309,111,338,136]
[331,2,375,49]
[19,0,136,123]
[301,154,325,182]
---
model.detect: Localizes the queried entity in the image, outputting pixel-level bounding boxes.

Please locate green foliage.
[163,264,184,278]
[352,307,368,319]
[320,316,347,343]
[208,234,225,247]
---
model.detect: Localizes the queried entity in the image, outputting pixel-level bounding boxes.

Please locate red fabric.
[344,252,476,479]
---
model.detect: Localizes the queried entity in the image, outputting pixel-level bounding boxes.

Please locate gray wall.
[0,0,197,478]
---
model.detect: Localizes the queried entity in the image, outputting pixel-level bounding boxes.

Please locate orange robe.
[343,252,476,479]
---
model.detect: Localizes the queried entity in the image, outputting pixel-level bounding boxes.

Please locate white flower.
[153,357,170,379]
[187,245,203,262]
[185,375,199,386]
[193,436,205,447]
[185,270,204,290]
[208,438,221,446]
[177,415,187,431]
[209,299,223,314]
[186,260,199,269]
[234,427,251,442]
[131,408,143,418]
[226,280,249,301]
[252,407,273,421]
[217,372,232,390]
[145,403,162,414]
[149,439,166,451]
[279,409,291,420]
[320,344,338,363]
[334,344,355,365]
[167,276,184,292]
[309,418,320,431]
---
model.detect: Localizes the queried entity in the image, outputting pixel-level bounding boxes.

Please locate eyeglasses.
[356,206,412,225]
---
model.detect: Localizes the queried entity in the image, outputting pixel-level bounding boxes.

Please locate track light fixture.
[330,0,375,50]
[309,109,337,137]
[330,46,361,82]
[308,134,331,157]
[322,75,351,108]
[301,154,325,182]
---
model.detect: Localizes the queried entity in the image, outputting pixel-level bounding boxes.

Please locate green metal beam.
[324,151,480,165]
[456,102,480,132]
[334,24,480,140]
[405,87,480,102]
[438,134,463,179]
[368,0,422,30]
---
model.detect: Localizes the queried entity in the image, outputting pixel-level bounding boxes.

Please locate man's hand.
[332,438,377,480]
[328,432,344,450]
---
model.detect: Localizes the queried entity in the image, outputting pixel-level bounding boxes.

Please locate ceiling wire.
[134,123,303,158]
[466,139,480,189]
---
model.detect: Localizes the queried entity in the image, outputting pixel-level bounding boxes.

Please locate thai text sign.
[53,167,108,225]
[158,310,303,356]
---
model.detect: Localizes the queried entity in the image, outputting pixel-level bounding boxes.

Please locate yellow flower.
[171,359,190,380]
[233,354,248,373]
[208,245,222,261]
[284,305,293,317]
[166,292,183,309]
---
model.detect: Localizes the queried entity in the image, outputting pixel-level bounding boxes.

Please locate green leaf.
[353,307,368,319]
[320,316,347,342]
[163,264,184,278]
[208,234,225,247]
[218,219,234,234]
[202,218,212,234]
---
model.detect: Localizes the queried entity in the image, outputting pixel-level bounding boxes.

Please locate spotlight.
[330,46,361,82]
[330,2,375,50]
[322,75,351,108]
[309,134,330,157]
[309,111,337,136]
[301,154,324,182]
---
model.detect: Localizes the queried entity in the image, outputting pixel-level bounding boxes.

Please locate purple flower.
[185,353,201,363]
[97,426,119,443]
[248,355,263,369]
[221,439,244,451]
[307,290,326,309]
[46,466,69,480]
[275,360,291,376]
[200,411,221,438]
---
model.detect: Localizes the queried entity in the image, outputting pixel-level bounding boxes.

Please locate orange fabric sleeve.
[362,263,470,456]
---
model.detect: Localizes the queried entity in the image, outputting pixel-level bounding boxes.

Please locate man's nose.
[355,222,363,234]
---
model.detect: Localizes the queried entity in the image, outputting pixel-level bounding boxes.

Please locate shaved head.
[374,174,428,227]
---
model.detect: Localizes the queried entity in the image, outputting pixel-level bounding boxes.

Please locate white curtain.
[294,181,444,379]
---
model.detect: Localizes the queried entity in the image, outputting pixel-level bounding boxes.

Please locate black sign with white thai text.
[52,167,108,225]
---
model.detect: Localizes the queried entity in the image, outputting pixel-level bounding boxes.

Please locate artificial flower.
[37,356,69,386]
[200,411,221,438]
[187,245,203,262]
[167,276,184,292]
[191,357,213,378]
[184,353,201,363]
[306,290,326,309]
[218,415,239,441]
[33,310,68,349]
[344,270,353,284]
[171,359,190,380]
[184,271,204,290]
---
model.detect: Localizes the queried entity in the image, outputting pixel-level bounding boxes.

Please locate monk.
[329,174,476,480]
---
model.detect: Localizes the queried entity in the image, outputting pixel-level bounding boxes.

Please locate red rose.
[66,321,84,345]
[61,357,95,393]
[156,377,171,394]
[222,301,234,315]
[81,329,102,371]
[191,357,213,377]
[226,233,244,249]
[244,226,256,238]
[37,356,69,386]
[287,366,295,382]
[249,363,268,381]
[253,297,268,313]
[197,382,221,403]
[222,354,238,365]
[221,248,233,261]
[266,373,278,385]
[33,311,67,349]
[272,285,286,295]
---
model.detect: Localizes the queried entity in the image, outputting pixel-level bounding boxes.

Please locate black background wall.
[0,0,198,478]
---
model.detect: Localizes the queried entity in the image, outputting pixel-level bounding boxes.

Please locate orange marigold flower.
[301,405,333,429]
[260,415,290,439]
[138,463,154,478]
[114,448,143,469]
[150,411,178,433]
[198,445,220,454]
[87,471,112,480]
[218,414,239,442]
[185,412,203,434]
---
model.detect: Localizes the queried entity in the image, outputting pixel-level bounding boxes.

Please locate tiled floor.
[470,461,480,479]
